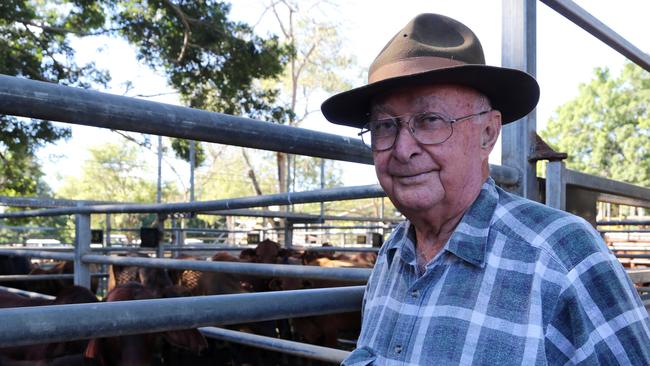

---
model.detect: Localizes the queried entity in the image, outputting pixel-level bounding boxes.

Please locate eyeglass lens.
[363,112,453,150]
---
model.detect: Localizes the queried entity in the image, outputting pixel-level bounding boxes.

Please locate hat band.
[368,56,467,83]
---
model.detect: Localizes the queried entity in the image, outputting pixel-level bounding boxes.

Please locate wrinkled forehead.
[370,84,487,117]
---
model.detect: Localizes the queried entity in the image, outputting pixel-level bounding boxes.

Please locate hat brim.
[321,64,540,128]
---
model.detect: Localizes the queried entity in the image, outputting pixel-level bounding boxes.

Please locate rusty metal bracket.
[528,133,568,162]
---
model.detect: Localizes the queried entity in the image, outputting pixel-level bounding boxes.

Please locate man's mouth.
[392,169,438,183]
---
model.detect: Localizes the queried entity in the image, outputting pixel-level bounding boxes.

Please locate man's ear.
[480,110,501,159]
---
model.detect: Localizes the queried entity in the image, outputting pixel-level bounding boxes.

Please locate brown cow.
[0,255,32,292]
[169,252,248,296]
[270,252,371,354]
[108,254,173,297]
[84,282,207,366]
[26,261,101,296]
[0,286,98,364]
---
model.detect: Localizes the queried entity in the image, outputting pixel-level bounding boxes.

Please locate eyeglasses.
[358,110,491,151]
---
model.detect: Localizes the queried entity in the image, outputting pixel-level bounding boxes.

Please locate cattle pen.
[1,0,650,364]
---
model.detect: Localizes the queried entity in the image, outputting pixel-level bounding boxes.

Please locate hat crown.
[369,14,485,81]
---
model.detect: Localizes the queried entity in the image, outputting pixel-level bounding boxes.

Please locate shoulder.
[492,186,608,273]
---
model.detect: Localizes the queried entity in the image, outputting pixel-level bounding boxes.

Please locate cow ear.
[162,329,208,354]
[84,338,107,366]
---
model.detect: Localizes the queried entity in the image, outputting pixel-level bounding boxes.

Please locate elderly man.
[321,14,650,365]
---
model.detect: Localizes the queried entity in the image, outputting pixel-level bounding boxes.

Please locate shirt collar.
[445,177,498,267]
[385,177,498,268]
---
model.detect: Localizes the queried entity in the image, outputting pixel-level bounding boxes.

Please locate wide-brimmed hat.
[321,13,539,128]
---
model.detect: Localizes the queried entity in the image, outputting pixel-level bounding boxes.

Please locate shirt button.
[394,345,402,354]
[411,290,419,298]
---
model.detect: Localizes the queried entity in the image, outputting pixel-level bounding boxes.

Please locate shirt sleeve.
[544,250,650,365]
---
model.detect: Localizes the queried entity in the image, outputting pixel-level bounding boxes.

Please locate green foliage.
[1,0,293,192]
[57,142,181,238]
[541,63,650,186]
[113,0,293,121]
[0,0,111,197]
[197,145,277,200]
[290,156,342,191]
[170,138,205,167]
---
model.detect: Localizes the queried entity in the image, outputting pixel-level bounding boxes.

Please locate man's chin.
[392,193,444,215]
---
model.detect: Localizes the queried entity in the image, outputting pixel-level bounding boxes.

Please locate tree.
[541,62,650,186]
[1,0,292,195]
[0,0,110,197]
[57,143,181,241]
[257,0,357,194]
[113,0,293,170]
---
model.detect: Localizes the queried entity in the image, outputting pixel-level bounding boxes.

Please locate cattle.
[268,249,374,358]
[84,282,207,366]
[25,261,73,296]
[19,260,101,296]
[0,286,98,365]
[168,252,247,296]
[0,255,32,292]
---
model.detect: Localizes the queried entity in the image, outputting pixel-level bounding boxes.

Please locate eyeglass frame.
[357,110,492,151]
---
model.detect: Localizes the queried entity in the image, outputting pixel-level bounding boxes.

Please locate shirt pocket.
[341,347,376,366]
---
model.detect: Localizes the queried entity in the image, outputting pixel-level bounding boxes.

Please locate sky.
[36,0,650,193]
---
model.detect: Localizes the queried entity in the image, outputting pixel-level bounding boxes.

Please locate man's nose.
[391,124,421,161]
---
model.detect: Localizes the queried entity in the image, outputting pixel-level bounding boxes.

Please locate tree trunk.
[277,152,287,194]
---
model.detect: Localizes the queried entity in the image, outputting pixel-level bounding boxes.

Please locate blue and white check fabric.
[343,177,650,365]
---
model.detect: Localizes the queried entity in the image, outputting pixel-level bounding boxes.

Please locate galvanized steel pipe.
[0,75,372,164]
[0,273,107,282]
[0,286,364,347]
[81,254,372,282]
[540,0,650,71]
[199,326,350,364]
[0,285,55,300]
[0,249,74,261]
[0,185,386,218]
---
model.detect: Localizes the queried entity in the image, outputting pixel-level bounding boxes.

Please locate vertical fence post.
[156,213,166,258]
[74,213,91,288]
[501,0,538,201]
[190,140,196,202]
[284,222,293,248]
[546,161,566,210]
[105,213,111,247]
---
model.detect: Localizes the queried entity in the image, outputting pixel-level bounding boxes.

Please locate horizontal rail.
[0,196,401,223]
[0,195,116,208]
[81,254,372,282]
[0,285,56,300]
[0,75,372,164]
[200,326,350,364]
[0,249,74,261]
[0,225,60,231]
[598,221,650,226]
[0,185,386,218]
[208,209,403,223]
[293,225,388,230]
[565,169,650,206]
[540,0,650,71]
[0,246,73,251]
[289,246,379,253]
[162,246,253,252]
[627,269,650,283]
[0,273,107,282]
[616,253,650,259]
[0,286,364,347]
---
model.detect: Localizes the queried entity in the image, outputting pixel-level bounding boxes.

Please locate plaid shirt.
[343,178,650,365]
